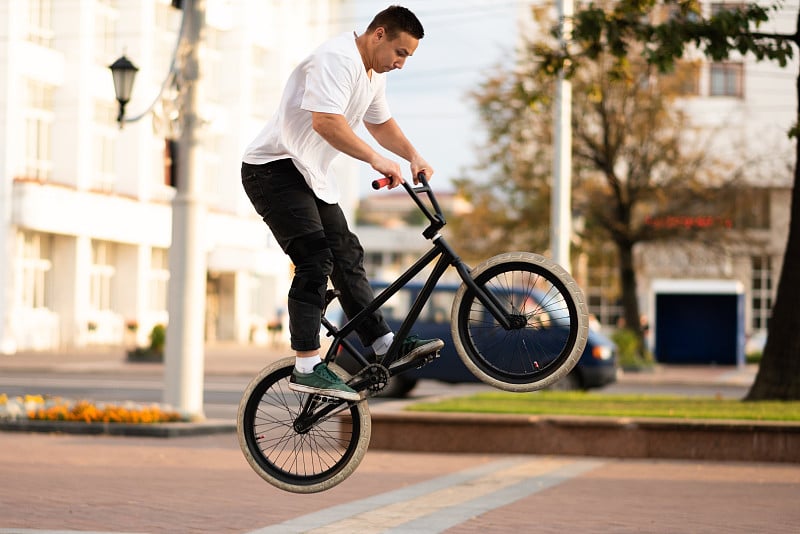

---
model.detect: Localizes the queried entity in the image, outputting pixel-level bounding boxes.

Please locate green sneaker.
[390,335,444,370]
[288,362,360,401]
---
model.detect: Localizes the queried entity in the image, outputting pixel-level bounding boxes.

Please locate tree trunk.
[617,241,644,349]
[745,67,800,400]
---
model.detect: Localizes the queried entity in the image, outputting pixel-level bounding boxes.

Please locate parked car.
[331,282,618,397]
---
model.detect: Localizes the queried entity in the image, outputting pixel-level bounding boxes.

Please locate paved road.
[1,431,798,534]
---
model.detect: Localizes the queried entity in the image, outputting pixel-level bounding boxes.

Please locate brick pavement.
[1,349,795,533]
[1,431,798,534]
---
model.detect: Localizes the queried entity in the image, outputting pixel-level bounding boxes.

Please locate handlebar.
[370,172,446,239]
[371,172,430,190]
[371,177,393,190]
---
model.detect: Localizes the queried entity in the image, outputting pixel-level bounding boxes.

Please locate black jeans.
[241,159,390,352]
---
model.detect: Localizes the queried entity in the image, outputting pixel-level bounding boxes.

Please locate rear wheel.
[451,252,588,392]
[237,357,371,493]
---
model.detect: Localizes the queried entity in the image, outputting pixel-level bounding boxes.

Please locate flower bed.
[0,393,184,424]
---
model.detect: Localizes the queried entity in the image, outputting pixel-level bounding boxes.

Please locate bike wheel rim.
[242,367,363,488]
[459,261,580,384]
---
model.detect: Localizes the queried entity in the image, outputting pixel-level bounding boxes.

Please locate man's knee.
[287,231,333,307]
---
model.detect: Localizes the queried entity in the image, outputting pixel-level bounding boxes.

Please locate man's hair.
[367,5,424,40]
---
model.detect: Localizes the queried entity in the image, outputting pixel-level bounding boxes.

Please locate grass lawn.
[407,391,800,422]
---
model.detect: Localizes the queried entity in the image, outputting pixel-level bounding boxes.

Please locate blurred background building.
[0,0,355,353]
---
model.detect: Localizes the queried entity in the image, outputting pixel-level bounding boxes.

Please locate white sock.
[295,355,321,374]
[371,332,394,356]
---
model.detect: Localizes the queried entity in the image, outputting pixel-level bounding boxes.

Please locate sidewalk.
[0,343,285,376]
[0,342,759,387]
[617,362,758,388]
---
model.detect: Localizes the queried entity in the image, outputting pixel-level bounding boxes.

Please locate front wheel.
[451,252,589,392]
[236,357,371,493]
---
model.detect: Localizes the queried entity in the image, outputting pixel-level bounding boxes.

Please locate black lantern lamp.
[109,55,139,125]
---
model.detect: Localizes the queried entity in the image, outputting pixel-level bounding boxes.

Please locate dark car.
[331,281,618,397]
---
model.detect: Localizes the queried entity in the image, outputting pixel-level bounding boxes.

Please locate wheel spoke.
[237,361,370,493]
[453,254,587,391]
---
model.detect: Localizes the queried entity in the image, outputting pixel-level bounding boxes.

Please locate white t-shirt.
[242,31,392,204]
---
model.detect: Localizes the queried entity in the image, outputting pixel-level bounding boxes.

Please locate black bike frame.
[322,176,513,375]
[295,176,516,427]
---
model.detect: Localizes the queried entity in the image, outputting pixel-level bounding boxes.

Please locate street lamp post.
[163,0,207,418]
[108,0,207,419]
[108,55,139,125]
[551,0,573,273]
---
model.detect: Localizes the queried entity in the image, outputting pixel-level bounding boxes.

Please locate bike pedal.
[313,393,362,404]
[415,350,441,369]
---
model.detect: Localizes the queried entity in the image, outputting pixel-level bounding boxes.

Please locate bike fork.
[293,395,353,434]
[444,242,516,331]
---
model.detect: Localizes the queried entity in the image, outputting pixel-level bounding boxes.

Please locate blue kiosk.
[651,279,746,367]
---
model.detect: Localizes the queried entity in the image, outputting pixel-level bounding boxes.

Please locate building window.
[671,61,700,96]
[710,3,746,16]
[586,248,623,329]
[249,274,269,319]
[90,241,116,312]
[93,102,118,191]
[149,248,169,312]
[27,0,53,47]
[364,251,384,279]
[751,255,773,331]
[23,80,55,180]
[94,3,118,64]
[709,62,743,97]
[204,27,222,104]
[17,231,52,310]
[204,135,222,207]
[734,188,770,230]
[251,45,279,118]
[155,2,181,78]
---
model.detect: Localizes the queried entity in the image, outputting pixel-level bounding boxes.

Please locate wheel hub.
[508,313,528,329]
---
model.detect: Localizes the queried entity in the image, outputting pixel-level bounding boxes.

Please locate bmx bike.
[237,174,589,493]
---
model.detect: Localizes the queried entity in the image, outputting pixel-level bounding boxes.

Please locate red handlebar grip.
[372,177,392,190]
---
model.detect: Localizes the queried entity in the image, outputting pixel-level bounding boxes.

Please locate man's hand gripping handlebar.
[372,172,429,190]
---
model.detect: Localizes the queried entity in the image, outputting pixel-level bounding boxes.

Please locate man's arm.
[364,118,433,182]
[311,112,404,187]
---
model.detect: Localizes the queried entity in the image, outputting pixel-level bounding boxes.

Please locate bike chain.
[351,363,390,394]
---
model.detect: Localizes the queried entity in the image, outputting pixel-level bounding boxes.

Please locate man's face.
[372,29,418,73]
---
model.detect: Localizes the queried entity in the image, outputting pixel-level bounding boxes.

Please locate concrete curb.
[0,411,800,463]
[368,412,800,463]
[3,410,798,465]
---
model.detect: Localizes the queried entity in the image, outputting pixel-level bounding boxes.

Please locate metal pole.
[551,0,573,272]
[164,0,207,418]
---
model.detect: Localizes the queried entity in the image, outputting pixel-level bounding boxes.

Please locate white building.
[0,0,357,353]
[635,0,795,354]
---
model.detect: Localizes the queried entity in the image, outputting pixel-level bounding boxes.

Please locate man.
[241,6,443,401]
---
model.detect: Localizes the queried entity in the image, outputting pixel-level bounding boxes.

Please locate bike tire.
[236,357,371,494]
[451,252,589,392]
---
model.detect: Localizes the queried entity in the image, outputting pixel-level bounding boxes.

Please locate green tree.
[453,26,742,355]
[544,0,797,399]
[449,70,553,260]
